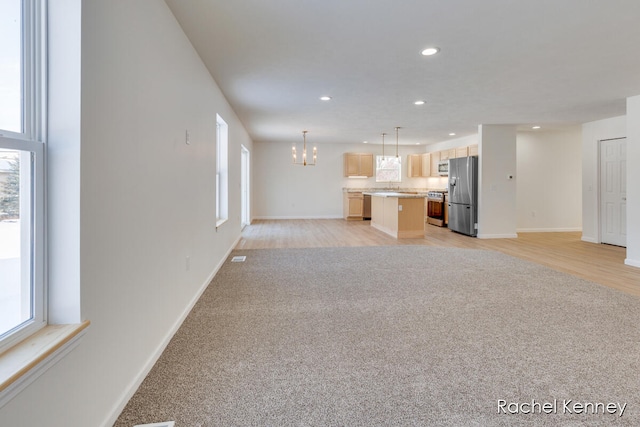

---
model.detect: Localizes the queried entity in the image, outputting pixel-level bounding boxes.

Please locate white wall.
[626,96,640,267]
[581,115,626,242]
[254,142,433,219]
[0,2,252,426]
[477,125,518,238]
[516,127,582,232]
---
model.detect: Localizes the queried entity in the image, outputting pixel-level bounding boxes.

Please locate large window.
[375,155,402,183]
[215,114,228,226]
[0,0,46,353]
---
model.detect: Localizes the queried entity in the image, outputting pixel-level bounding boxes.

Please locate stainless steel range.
[426,191,447,227]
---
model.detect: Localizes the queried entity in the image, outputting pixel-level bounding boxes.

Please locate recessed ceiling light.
[414,100,425,105]
[532,126,541,129]
[363,141,368,144]
[320,96,331,101]
[415,143,420,145]
[449,133,456,136]
[421,47,440,56]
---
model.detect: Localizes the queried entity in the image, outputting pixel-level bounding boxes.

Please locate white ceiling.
[165,0,640,147]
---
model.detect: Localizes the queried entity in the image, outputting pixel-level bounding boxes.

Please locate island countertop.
[364,191,426,198]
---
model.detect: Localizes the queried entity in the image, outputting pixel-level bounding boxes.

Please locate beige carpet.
[115,246,640,426]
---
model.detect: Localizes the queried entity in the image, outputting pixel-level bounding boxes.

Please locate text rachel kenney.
[497,399,627,417]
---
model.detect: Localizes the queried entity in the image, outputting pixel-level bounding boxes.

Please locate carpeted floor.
[115,246,640,426]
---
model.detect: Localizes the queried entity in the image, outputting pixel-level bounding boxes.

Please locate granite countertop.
[343,187,446,194]
[364,191,426,198]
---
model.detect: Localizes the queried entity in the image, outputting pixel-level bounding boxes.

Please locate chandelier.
[292,130,317,166]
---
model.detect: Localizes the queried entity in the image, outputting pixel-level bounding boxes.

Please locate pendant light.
[395,126,401,158]
[291,131,317,166]
[381,132,387,160]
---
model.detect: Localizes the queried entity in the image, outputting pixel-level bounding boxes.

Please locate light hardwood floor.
[236,219,640,296]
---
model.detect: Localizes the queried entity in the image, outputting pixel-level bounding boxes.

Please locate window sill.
[0,320,90,408]
[216,218,228,229]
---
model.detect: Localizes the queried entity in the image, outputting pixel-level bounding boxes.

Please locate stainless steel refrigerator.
[447,156,478,236]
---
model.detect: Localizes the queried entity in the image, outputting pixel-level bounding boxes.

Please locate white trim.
[624,258,640,268]
[253,215,343,220]
[516,227,582,233]
[581,236,598,243]
[102,236,241,427]
[0,325,88,409]
[476,233,518,239]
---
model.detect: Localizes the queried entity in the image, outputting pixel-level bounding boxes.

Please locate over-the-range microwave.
[438,160,449,176]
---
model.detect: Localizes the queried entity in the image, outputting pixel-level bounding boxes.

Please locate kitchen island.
[367,192,426,238]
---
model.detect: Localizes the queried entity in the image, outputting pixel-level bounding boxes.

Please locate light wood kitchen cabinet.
[455,146,469,158]
[343,191,364,220]
[370,194,425,238]
[407,154,421,177]
[407,153,432,177]
[439,149,456,161]
[430,151,440,177]
[421,153,431,177]
[468,144,479,156]
[344,153,374,177]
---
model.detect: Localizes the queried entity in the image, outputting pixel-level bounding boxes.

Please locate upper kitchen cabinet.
[455,146,468,158]
[407,154,421,177]
[344,153,374,177]
[407,153,431,177]
[430,151,440,177]
[439,149,456,160]
[468,144,479,156]
[421,153,431,177]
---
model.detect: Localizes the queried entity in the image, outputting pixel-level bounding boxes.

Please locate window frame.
[0,0,47,354]
[375,155,402,183]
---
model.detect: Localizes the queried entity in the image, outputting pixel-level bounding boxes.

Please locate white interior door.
[241,145,250,228]
[600,138,626,247]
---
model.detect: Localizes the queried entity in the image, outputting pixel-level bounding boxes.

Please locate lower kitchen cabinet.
[371,194,425,238]
[343,191,364,220]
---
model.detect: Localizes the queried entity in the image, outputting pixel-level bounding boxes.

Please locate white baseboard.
[253,215,343,220]
[624,258,640,268]
[581,236,598,243]
[476,233,518,239]
[102,235,241,427]
[516,227,582,233]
